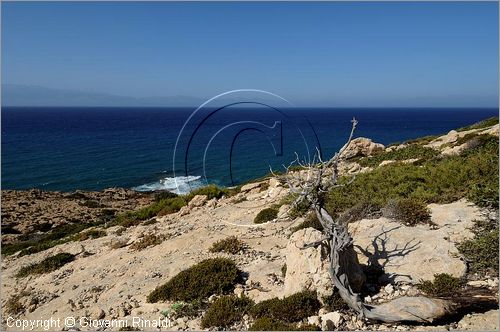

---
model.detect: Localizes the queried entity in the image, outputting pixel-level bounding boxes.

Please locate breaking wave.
[132,175,203,195]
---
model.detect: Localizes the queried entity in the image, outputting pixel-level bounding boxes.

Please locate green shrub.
[254,208,278,224]
[2,221,104,257]
[337,201,382,224]
[130,234,167,251]
[403,135,438,145]
[157,196,187,216]
[458,219,499,275]
[278,194,311,219]
[291,213,323,233]
[357,145,438,168]
[201,295,254,328]
[249,290,321,323]
[249,317,319,331]
[16,253,75,278]
[281,264,287,278]
[209,236,246,254]
[170,300,206,319]
[113,196,187,227]
[76,229,107,241]
[454,132,480,146]
[417,273,463,297]
[457,117,499,132]
[289,198,312,219]
[100,208,116,219]
[1,225,21,234]
[322,291,348,311]
[5,295,25,315]
[326,135,498,215]
[187,184,228,201]
[147,258,241,302]
[154,190,178,202]
[382,198,432,226]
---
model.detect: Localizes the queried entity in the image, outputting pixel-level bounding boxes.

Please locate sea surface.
[2,107,497,194]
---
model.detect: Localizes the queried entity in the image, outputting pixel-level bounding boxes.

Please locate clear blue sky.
[2,1,498,107]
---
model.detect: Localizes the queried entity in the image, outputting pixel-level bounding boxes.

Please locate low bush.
[281,264,287,278]
[289,198,312,219]
[16,252,75,278]
[154,190,178,202]
[403,135,438,145]
[357,145,438,168]
[291,213,323,233]
[249,290,321,323]
[458,219,499,275]
[187,184,228,201]
[130,234,167,251]
[326,135,498,215]
[201,295,254,328]
[322,291,348,311]
[254,208,278,224]
[147,258,241,302]
[2,221,104,257]
[170,300,206,319]
[209,236,246,254]
[382,198,432,226]
[337,201,382,224]
[1,225,21,234]
[454,132,480,146]
[76,229,107,241]
[113,196,187,227]
[278,194,311,219]
[157,196,187,216]
[249,317,319,331]
[417,273,463,297]
[5,295,25,315]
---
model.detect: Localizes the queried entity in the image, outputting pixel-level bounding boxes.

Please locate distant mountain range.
[2,84,206,107]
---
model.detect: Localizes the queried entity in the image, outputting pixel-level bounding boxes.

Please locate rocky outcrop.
[341,137,385,159]
[425,124,499,151]
[350,200,484,283]
[457,309,499,331]
[283,228,332,298]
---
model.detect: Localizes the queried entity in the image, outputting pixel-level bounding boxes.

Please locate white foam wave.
[133,175,203,195]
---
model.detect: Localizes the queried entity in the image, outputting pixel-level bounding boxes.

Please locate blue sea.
[2,107,497,194]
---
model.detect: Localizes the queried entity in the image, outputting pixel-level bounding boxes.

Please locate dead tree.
[274,118,494,323]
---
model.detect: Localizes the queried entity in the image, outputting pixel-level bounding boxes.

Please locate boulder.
[457,309,499,331]
[277,204,290,219]
[350,200,483,283]
[269,177,281,188]
[178,205,190,216]
[307,315,321,326]
[240,182,261,192]
[283,228,332,298]
[428,199,481,242]
[188,195,207,208]
[425,130,459,149]
[320,311,343,330]
[341,137,385,159]
[482,124,499,136]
